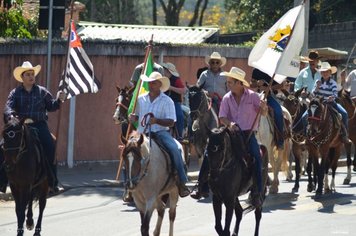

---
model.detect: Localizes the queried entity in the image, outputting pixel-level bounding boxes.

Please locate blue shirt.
[4,84,60,122]
[294,66,322,92]
[312,78,338,100]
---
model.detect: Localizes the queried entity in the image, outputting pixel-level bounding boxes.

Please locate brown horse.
[121,131,182,236]
[282,88,310,192]
[206,126,269,236]
[306,98,346,196]
[2,121,48,236]
[112,86,134,130]
[338,89,356,177]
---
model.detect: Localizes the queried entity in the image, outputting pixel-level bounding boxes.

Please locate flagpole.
[247,1,305,141]
[115,35,154,181]
[54,1,75,167]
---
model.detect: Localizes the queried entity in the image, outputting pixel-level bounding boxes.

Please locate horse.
[120,131,182,236]
[206,126,269,236]
[282,88,310,192]
[337,89,356,177]
[256,93,293,194]
[306,97,347,196]
[2,120,49,236]
[113,86,134,134]
[188,85,219,161]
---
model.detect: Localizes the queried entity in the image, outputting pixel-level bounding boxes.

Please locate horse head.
[2,121,26,167]
[188,85,211,122]
[113,86,133,125]
[307,97,325,137]
[120,132,146,189]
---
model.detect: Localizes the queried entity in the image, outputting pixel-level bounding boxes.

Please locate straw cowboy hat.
[13,61,41,82]
[140,72,170,92]
[205,52,226,67]
[299,56,310,63]
[220,67,249,87]
[161,62,180,77]
[319,62,337,74]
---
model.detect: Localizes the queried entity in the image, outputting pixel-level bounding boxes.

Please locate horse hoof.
[343,178,351,185]
[269,185,278,194]
[292,187,299,193]
[307,184,314,193]
[26,219,34,230]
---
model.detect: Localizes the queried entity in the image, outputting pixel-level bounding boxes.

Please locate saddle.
[326,104,342,130]
[267,107,291,146]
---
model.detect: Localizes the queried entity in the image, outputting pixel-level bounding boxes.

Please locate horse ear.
[116,85,121,93]
[121,134,127,145]
[138,134,144,146]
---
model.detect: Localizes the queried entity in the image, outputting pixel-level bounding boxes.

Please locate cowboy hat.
[319,62,337,74]
[299,56,310,63]
[205,52,226,67]
[305,50,320,61]
[220,67,249,87]
[161,62,180,77]
[13,61,41,82]
[140,72,170,92]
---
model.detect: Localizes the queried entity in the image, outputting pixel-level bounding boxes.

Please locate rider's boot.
[190,182,209,199]
[340,125,352,144]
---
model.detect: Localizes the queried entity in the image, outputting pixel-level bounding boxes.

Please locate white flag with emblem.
[248,4,305,83]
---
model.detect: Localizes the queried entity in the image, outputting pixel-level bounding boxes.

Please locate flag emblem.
[268,26,291,52]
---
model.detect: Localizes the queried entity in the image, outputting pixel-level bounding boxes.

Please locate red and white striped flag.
[59,21,101,99]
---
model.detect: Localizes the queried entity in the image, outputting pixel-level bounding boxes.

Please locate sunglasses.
[209,60,221,65]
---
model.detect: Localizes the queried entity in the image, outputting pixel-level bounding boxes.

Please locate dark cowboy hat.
[306,50,320,61]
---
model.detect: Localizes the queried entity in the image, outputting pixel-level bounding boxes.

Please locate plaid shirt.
[4,84,60,122]
[135,92,176,133]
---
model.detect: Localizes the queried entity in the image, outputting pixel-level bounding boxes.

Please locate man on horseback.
[128,72,190,198]
[196,52,228,113]
[161,62,186,140]
[218,67,268,207]
[1,61,65,194]
[312,62,351,144]
[294,50,322,93]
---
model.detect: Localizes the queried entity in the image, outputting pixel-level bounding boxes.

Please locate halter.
[189,91,212,119]
[123,145,150,188]
[3,125,27,165]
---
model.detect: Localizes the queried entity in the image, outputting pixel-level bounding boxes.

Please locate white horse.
[257,106,293,194]
[121,132,183,236]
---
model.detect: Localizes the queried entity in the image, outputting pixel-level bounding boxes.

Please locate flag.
[59,21,101,99]
[127,51,153,118]
[248,4,305,83]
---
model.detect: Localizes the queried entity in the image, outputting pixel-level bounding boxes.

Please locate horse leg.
[343,142,352,184]
[292,143,301,192]
[315,158,325,196]
[222,201,234,236]
[232,200,243,236]
[212,195,223,235]
[26,197,34,230]
[269,147,279,194]
[141,200,155,236]
[306,154,315,192]
[34,185,48,236]
[167,193,178,236]
[12,187,30,236]
[254,206,262,236]
[153,201,165,236]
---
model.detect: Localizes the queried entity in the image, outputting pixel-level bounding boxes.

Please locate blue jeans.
[248,133,262,193]
[155,130,188,183]
[29,121,57,187]
[267,95,284,148]
[174,102,184,139]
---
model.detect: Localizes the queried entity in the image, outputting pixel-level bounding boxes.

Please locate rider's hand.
[8,115,19,126]
[149,117,157,125]
[56,91,66,102]
[129,113,138,123]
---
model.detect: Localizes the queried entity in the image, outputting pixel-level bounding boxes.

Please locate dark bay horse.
[282,88,311,192]
[206,126,269,236]
[121,131,182,236]
[306,98,347,196]
[112,86,134,130]
[2,121,48,236]
[188,85,219,161]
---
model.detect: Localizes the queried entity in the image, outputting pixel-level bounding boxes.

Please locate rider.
[1,61,65,194]
[251,68,285,149]
[161,62,186,139]
[311,62,351,144]
[196,51,228,113]
[294,50,322,93]
[128,72,190,198]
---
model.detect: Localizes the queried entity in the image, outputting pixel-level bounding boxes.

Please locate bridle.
[2,125,26,165]
[189,90,212,121]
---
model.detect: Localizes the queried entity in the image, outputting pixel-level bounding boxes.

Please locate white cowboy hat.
[220,67,249,87]
[319,61,337,74]
[13,61,41,82]
[299,56,310,64]
[205,52,226,67]
[161,62,180,77]
[140,72,170,92]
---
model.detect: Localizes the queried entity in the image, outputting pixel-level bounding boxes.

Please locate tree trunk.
[152,0,157,25]
[189,0,203,26]
[159,0,185,26]
[198,0,208,26]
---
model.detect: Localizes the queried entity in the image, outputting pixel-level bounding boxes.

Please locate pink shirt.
[219,89,261,131]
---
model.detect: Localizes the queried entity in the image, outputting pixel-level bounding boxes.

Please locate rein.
[3,126,27,164]
[307,105,334,148]
[123,146,150,186]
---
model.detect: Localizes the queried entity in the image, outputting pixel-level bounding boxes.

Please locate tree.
[158,0,185,26]
[188,0,208,26]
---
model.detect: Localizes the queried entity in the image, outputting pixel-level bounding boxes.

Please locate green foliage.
[0,1,38,39]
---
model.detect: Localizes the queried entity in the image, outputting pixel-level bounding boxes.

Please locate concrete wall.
[0,41,252,163]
